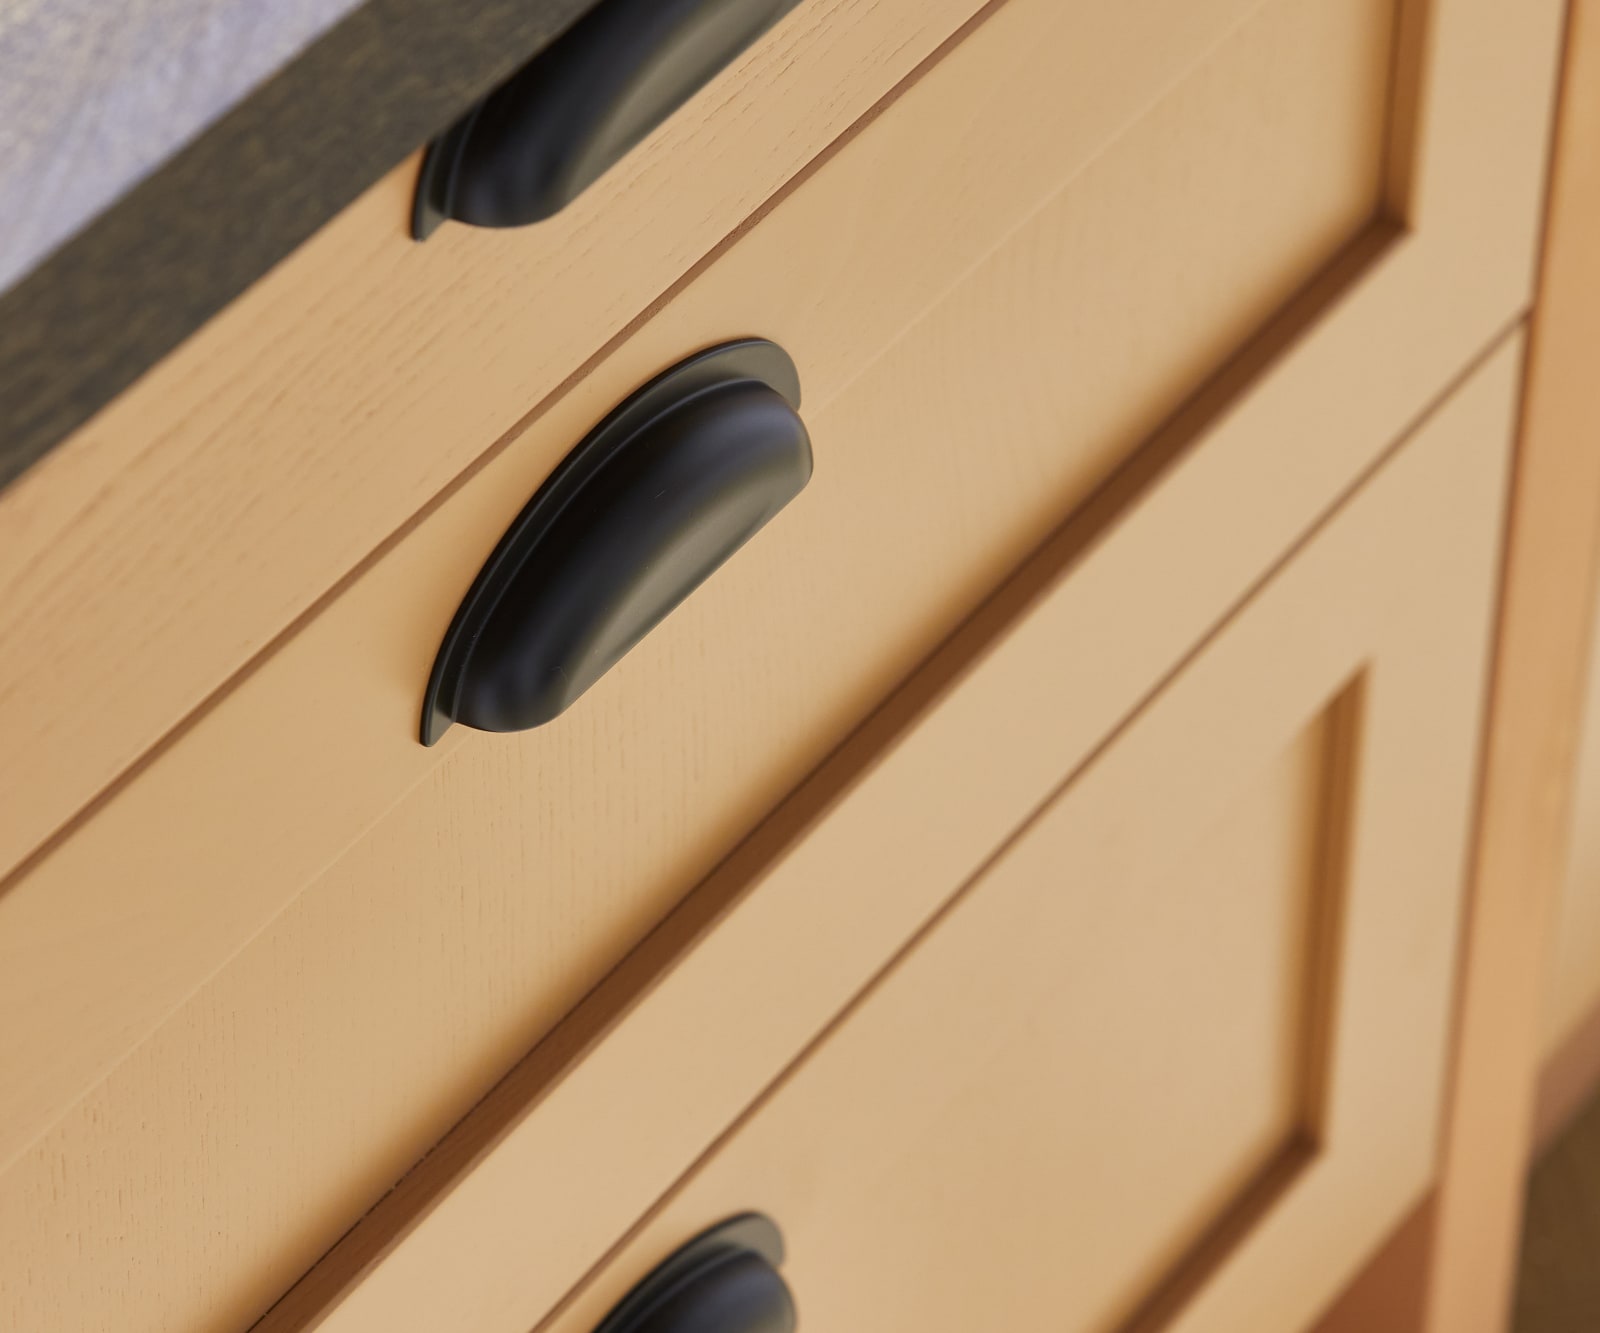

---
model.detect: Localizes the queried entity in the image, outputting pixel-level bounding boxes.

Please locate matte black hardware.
[421,339,811,745]
[413,0,805,238]
[592,1214,796,1333]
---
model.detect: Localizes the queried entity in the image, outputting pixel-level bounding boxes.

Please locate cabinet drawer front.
[3,0,1398,1171]
[0,1,1557,1330]
[261,326,1521,1333]
[532,333,1520,1333]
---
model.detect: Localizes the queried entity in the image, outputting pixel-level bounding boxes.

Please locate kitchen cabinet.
[0,0,1594,1330]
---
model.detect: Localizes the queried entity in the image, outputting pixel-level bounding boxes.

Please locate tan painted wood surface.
[1425,5,1600,1330]
[3,0,1388,1171]
[0,0,1004,880]
[1544,592,1600,1061]
[1535,997,1600,1154]
[0,5,1414,1328]
[0,0,1560,1175]
[0,0,1269,886]
[0,2,1564,1330]
[284,329,1517,1333]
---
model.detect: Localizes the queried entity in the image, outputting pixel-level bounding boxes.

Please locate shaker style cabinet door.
[531,338,1523,1333]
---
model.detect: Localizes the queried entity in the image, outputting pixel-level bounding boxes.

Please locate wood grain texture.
[0,0,1006,887]
[0,0,1290,894]
[1422,4,1600,1329]
[0,2,1565,1315]
[1,0,1551,1175]
[0,0,1561,922]
[546,694,1358,1333]
[0,4,1400,1329]
[0,0,600,487]
[0,0,1563,1324]
[0,0,1562,1035]
[318,328,1514,1333]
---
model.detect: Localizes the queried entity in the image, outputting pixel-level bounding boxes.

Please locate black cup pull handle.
[413,0,806,238]
[420,339,811,745]
[592,1215,796,1333]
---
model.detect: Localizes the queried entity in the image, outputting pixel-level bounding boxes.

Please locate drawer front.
[4,0,1400,1171]
[0,0,1006,882]
[532,334,1520,1333]
[0,2,1557,1331]
[261,330,1521,1333]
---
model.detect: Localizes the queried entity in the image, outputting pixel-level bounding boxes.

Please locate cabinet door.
[527,339,1521,1333]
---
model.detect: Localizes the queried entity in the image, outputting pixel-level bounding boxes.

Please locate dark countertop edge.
[0,0,604,494]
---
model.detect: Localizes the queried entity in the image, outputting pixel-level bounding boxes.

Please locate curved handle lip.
[420,337,804,746]
[591,1213,791,1333]
[412,0,805,239]
[412,105,483,241]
